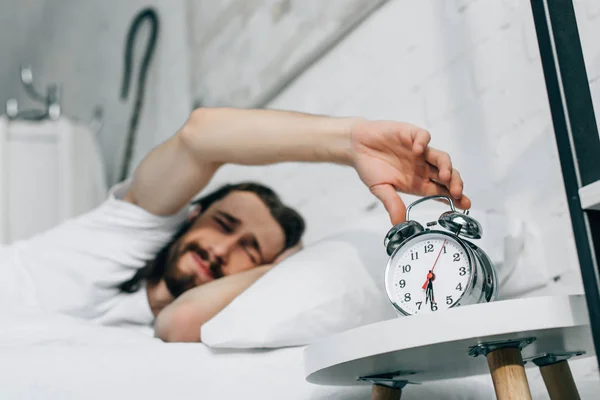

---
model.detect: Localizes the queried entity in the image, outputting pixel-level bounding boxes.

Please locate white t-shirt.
[0,181,187,336]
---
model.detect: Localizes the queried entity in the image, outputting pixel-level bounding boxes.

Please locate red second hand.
[422,239,447,289]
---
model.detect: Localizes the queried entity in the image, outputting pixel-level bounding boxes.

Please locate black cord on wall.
[119,7,159,182]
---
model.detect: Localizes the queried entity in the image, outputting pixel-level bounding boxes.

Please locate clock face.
[385,232,472,315]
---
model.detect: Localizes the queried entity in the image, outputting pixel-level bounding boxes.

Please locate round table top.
[304,295,595,385]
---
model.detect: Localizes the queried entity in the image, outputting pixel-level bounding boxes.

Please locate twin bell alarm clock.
[383,195,498,316]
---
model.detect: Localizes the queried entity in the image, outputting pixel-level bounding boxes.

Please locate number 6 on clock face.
[384,232,473,315]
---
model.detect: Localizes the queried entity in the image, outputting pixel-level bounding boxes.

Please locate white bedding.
[0,307,598,400]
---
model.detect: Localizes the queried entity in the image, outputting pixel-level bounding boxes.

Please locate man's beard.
[162,241,224,298]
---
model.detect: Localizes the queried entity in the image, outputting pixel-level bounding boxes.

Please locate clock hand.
[423,270,434,289]
[422,239,447,289]
[431,240,447,274]
[429,279,436,306]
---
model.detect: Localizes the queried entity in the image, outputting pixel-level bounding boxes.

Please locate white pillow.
[201,206,506,349]
[200,223,397,349]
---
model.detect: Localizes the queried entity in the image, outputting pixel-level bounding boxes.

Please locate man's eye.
[214,218,233,233]
[244,248,259,264]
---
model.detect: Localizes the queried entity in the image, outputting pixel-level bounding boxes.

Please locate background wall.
[186,0,387,108]
[2,0,599,298]
[0,0,385,185]
[202,0,600,299]
[0,0,192,186]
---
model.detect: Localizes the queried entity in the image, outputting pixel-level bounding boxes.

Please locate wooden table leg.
[486,347,533,400]
[371,384,402,400]
[539,360,581,400]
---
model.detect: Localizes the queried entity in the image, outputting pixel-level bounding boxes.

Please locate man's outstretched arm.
[125,107,470,224]
[124,108,357,216]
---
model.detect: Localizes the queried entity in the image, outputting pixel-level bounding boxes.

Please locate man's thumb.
[370,184,407,225]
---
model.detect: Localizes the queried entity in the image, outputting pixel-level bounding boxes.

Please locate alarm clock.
[383,195,498,316]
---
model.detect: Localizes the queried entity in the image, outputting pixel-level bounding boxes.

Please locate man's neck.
[146,280,174,317]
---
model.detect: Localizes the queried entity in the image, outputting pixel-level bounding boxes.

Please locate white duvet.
[0,307,597,400]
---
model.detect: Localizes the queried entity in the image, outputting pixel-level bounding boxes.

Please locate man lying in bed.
[0,108,470,342]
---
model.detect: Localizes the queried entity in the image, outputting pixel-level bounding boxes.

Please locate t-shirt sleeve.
[11,180,189,319]
[24,179,189,275]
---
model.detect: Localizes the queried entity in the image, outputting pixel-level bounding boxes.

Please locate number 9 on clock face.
[384,232,472,315]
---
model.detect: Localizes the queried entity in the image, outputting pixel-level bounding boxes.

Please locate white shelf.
[580,180,600,211]
[304,295,592,385]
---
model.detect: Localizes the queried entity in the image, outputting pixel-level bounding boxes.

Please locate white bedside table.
[304,295,595,399]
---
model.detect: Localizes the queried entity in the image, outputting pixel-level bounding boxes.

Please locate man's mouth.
[191,251,215,281]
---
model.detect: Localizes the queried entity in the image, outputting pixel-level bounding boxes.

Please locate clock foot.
[486,347,533,400]
[540,360,581,400]
[371,384,402,400]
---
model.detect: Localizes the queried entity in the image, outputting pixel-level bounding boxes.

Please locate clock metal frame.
[383,195,498,316]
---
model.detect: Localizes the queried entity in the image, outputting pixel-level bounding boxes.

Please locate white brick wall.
[205,0,600,298]
[186,0,386,108]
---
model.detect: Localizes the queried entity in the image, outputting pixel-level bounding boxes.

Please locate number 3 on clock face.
[385,233,472,315]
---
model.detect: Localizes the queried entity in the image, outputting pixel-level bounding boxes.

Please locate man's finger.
[425,148,452,183]
[449,168,464,199]
[424,180,472,210]
[420,179,453,198]
[454,193,472,210]
[411,128,431,155]
[370,184,407,225]
[426,163,441,184]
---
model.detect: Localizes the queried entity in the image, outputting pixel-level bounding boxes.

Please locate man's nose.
[209,235,239,263]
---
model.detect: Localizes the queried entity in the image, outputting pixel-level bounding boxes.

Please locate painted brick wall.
[204,0,600,298]
[186,0,386,108]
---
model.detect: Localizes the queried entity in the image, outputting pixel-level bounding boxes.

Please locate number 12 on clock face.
[387,233,472,315]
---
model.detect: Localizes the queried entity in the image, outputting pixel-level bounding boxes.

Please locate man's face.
[162,191,286,297]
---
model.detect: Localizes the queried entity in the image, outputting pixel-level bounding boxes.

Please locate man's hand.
[351,120,471,225]
[273,241,303,264]
[126,108,470,225]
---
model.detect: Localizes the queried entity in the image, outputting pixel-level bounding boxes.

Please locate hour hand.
[427,281,435,308]
[425,280,433,304]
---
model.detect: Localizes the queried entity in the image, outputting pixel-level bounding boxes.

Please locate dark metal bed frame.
[530,0,600,371]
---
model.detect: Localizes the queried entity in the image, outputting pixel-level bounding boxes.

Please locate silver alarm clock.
[383,195,498,316]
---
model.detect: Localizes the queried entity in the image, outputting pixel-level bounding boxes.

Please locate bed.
[0,306,486,400]
[2,209,600,399]
[0,306,598,399]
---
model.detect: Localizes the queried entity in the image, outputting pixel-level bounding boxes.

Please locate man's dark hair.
[119,182,305,293]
